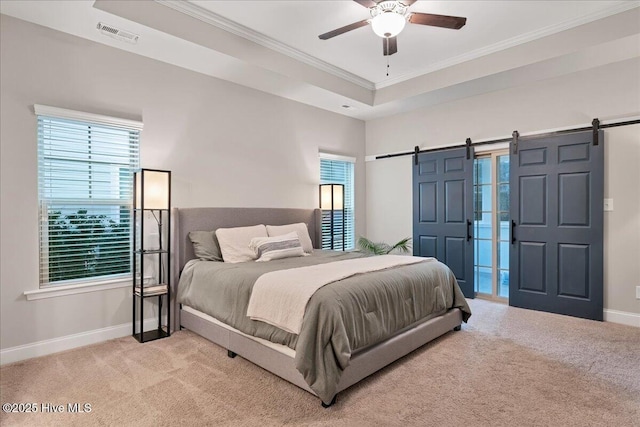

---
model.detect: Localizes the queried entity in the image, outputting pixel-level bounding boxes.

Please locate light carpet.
[1,299,639,426]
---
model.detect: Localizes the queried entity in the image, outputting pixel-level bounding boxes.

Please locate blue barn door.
[413,147,475,298]
[510,130,604,320]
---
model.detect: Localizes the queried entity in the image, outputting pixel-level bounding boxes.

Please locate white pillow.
[249,232,305,262]
[216,224,268,263]
[266,223,313,253]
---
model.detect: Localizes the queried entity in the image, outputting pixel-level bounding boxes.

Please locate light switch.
[603,199,613,211]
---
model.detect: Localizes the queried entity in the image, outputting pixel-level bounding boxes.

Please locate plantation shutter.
[320,155,355,250]
[36,105,141,287]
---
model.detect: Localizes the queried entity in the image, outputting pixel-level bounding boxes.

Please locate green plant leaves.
[357,236,412,255]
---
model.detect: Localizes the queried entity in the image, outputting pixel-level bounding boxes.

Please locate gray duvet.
[177,250,471,403]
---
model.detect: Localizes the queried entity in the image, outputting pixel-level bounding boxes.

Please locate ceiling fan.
[318,0,467,56]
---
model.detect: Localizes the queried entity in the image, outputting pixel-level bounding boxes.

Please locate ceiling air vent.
[97,22,139,44]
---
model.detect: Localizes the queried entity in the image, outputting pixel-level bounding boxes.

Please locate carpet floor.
[1,299,639,426]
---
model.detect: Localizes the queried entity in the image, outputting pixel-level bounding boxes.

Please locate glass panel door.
[474,157,492,294]
[497,154,510,298]
[474,151,509,300]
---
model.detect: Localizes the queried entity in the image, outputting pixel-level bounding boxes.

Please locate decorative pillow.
[266,223,313,253]
[249,232,305,262]
[215,224,268,263]
[188,231,223,261]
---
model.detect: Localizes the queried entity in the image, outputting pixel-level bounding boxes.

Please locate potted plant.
[356,236,412,255]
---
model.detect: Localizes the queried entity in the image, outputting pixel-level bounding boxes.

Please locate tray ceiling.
[1,0,638,120]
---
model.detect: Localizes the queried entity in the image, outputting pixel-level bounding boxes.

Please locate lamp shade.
[319,184,344,210]
[371,11,406,38]
[135,169,170,210]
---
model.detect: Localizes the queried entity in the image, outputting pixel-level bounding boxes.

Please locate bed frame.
[172,207,463,406]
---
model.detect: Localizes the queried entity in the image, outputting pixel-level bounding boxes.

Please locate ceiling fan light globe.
[371,12,406,38]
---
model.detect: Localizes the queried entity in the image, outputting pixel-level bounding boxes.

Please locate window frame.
[34,105,142,289]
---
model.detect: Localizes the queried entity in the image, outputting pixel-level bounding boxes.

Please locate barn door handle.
[511,220,516,244]
[466,220,472,242]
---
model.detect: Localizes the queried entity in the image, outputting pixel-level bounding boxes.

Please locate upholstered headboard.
[170,207,321,329]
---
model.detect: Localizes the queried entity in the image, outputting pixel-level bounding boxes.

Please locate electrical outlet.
[603,199,614,211]
[636,286,640,300]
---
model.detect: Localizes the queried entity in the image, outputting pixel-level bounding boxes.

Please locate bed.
[171,207,471,407]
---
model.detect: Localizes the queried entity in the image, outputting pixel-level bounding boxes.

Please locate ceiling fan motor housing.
[370,1,408,38]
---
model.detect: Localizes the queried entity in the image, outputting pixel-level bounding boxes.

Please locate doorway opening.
[473,151,509,300]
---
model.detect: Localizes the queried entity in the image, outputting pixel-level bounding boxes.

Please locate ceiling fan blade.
[408,12,467,29]
[318,19,370,40]
[400,0,417,6]
[383,36,398,56]
[353,0,377,8]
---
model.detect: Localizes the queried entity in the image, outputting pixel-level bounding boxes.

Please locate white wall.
[0,15,366,354]
[366,58,640,320]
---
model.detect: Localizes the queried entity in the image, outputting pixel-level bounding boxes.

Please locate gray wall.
[0,15,366,351]
[366,58,640,318]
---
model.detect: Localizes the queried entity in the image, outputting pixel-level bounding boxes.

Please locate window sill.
[24,277,132,301]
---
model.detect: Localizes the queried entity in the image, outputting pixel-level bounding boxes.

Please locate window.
[320,155,355,250]
[36,105,141,287]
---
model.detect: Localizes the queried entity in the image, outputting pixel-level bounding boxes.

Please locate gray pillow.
[188,231,223,262]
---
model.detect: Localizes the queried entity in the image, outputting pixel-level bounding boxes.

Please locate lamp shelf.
[134,249,168,255]
[134,291,168,298]
[134,283,168,298]
[133,328,169,343]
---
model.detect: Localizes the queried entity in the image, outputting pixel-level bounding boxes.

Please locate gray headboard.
[170,207,321,330]
[172,207,321,270]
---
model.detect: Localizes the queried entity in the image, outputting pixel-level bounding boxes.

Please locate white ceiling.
[190,0,631,86]
[1,1,639,120]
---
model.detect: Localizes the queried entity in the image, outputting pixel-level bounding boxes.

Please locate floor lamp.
[133,168,171,342]
[319,183,345,250]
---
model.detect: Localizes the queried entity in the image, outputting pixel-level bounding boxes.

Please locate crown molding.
[155,0,376,91]
[375,1,640,89]
[147,0,636,93]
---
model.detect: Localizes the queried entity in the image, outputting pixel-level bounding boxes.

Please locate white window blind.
[320,156,355,250]
[37,106,140,287]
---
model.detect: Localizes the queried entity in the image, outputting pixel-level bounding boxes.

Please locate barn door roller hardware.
[376,116,637,162]
[465,138,471,159]
[511,131,520,155]
[592,118,600,146]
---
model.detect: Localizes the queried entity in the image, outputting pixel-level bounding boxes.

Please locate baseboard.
[0,317,167,366]
[604,309,640,327]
